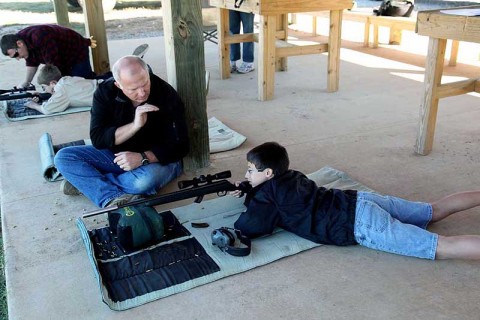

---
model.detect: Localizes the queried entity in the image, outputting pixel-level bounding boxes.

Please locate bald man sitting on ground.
[54,55,190,208]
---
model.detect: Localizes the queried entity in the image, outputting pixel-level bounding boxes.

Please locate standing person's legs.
[71,47,95,79]
[239,12,254,63]
[229,10,241,64]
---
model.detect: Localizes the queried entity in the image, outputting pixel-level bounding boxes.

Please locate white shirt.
[40,76,99,114]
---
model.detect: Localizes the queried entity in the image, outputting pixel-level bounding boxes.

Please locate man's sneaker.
[60,180,81,196]
[106,194,144,207]
[132,44,149,58]
[230,61,237,73]
[237,62,255,74]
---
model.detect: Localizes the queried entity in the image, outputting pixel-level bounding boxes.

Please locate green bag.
[108,205,165,250]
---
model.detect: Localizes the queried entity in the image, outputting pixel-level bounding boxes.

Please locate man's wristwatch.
[140,152,150,166]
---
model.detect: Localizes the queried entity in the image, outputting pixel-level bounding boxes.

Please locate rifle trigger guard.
[217,190,227,197]
[194,195,204,203]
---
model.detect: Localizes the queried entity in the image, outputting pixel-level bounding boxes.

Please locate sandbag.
[108,205,165,250]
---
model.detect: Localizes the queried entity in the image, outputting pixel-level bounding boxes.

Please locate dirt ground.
[0,1,164,40]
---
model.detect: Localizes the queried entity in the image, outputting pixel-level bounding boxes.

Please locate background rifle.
[82,170,251,218]
[0,84,51,101]
[0,84,36,94]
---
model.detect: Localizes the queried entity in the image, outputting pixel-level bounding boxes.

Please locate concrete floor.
[1,19,480,320]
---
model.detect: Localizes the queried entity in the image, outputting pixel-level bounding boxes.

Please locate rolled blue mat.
[38,132,91,182]
[39,133,60,182]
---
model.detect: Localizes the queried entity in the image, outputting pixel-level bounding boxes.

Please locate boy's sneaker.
[230,61,237,73]
[237,62,255,74]
[60,180,81,196]
[132,44,149,58]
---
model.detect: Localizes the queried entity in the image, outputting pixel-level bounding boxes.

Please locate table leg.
[448,40,459,67]
[258,14,276,101]
[373,25,379,48]
[328,10,342,92]
[389,26,402,45]
[217,8,230,79]
[415,37,447,155]
[363,19,370,47]
[276,13,288,72]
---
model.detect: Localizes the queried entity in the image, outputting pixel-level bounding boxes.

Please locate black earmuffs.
[211,227,251,256]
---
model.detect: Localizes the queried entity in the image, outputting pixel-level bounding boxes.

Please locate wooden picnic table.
[209,0,354,101]
[415,6,480,155]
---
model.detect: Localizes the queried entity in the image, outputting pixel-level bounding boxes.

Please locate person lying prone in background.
[23,64,102,115]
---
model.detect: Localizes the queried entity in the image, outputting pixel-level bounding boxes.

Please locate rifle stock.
[82,177,249,219]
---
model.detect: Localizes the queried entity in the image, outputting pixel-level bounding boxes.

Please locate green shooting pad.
[78,166,374,310]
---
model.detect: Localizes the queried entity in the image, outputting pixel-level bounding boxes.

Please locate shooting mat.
[77,166,374,311]
[1,97,91,121]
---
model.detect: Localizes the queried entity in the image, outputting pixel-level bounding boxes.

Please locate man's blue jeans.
[71,47,95,79]
[229,11,254,63]
[54,145,183,208]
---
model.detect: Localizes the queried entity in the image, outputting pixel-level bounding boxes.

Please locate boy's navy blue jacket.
[234,170,358,246]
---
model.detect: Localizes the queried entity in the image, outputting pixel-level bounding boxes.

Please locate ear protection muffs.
[211,227,251,257]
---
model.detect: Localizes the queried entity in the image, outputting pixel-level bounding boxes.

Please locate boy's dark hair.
[247,142,290,176]
[37,64,62,85]
[0,34,21,56]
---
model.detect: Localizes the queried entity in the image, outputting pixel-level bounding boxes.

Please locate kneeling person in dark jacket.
[231,142,480,260]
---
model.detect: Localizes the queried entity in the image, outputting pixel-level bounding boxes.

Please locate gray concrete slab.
[1,25,480,319]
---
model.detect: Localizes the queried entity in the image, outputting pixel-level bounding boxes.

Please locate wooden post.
[327,10,342,92]
[258,14,276,101]
[163,0,209,170]
[218,8,231,80]
[82,0,110,74]
[52,0,71,28]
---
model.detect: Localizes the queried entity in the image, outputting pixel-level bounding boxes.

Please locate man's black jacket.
[90,73,189,165]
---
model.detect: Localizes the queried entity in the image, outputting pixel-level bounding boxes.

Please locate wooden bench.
[292,10,460,66]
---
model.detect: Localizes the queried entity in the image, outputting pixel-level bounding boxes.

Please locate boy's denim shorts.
[354,192,438,260]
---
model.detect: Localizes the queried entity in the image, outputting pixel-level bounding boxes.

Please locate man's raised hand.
[133,103,159,129]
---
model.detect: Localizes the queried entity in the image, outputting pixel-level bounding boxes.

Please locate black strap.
[234,0,245,9]
[224,229,251,257]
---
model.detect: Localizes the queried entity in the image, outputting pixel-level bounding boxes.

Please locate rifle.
[0,84,36,94]
[0,84,52,101]
[82,170,251,218]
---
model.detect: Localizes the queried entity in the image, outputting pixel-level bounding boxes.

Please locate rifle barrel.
[0,92,51,102]
[82,179,237,219]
